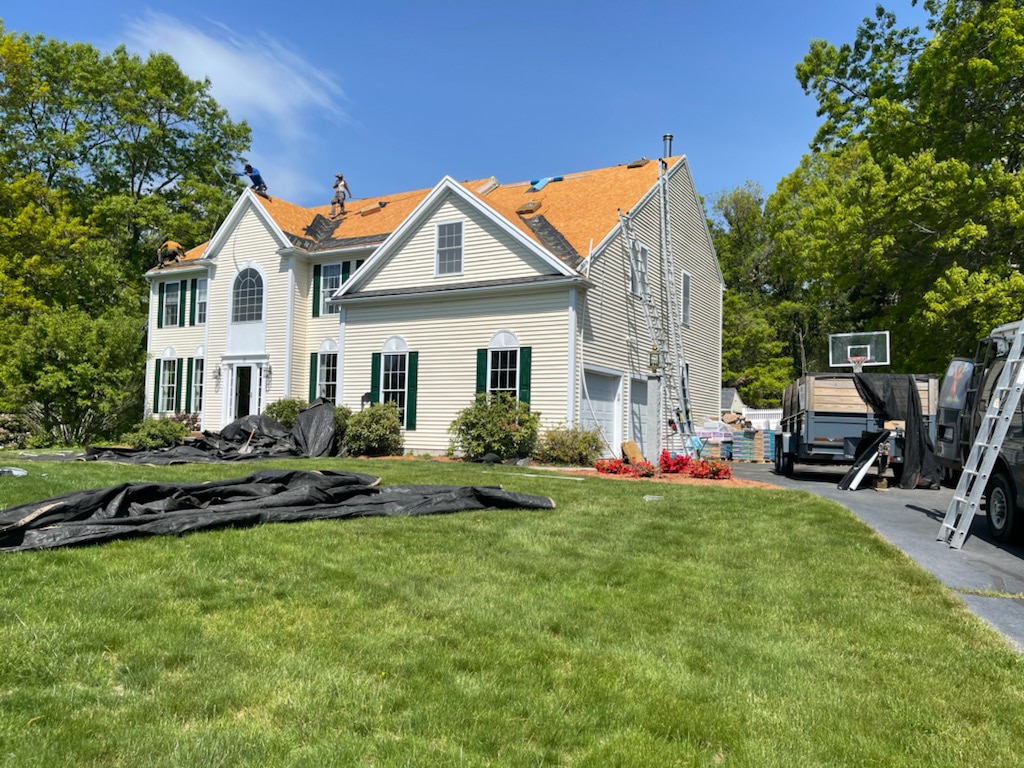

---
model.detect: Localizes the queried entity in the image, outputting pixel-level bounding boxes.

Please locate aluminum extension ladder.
[938,320,1024,549]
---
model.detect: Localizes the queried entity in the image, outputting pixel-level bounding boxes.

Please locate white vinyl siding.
[363,196,556,291]
[343,288,568,454]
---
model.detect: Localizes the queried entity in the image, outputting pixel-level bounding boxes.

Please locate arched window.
[232,268,263,322]
[316,339,338,401]
[488,331,520,396]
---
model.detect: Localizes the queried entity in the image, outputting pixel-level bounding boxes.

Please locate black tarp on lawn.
[0,469,556,552]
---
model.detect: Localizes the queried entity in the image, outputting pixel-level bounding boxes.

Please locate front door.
[234,365,252,418]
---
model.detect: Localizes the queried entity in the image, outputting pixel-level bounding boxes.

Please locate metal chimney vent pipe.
[663,133,674,158]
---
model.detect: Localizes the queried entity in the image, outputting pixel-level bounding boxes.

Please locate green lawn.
[1,457,1023,767]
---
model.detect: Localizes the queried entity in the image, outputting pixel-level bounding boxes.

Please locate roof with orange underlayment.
[147,156,681,275]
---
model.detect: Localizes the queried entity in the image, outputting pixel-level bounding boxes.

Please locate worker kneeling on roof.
[157,239,185,267]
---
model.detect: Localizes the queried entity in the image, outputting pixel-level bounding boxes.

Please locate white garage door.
[581,370,621,457]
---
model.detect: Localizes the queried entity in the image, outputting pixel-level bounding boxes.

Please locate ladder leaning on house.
[938,317,1024,549]
[617,159,699,456]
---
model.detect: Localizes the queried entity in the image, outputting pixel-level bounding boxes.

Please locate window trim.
[195,278,208,325]
[435,220,464,277]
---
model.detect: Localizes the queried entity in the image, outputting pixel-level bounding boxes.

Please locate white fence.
[742,408,782,431]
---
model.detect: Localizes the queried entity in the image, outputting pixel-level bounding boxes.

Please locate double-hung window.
[321,264,342,315]
[680,271,692,326]
[382,351,407,418]
[489,348,518,397]
[192,358,205,413]
[318,352,338,401]
[371,336,417,429]
[159,359,177,413]
[195,279,208,324]
[436,221,463,276]
[163,282,180,327]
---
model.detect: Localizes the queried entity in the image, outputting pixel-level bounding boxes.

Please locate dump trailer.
[774,373,938,482]
[935,321,1024,541]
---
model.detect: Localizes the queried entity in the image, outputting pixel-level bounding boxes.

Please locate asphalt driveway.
[729,461,1024,653]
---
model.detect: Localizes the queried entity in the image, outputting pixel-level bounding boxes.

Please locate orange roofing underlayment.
[158,157,683,270]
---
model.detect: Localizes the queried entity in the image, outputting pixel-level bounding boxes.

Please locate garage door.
[581,370,621,457]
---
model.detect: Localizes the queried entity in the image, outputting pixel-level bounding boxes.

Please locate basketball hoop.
[849,355,868,373]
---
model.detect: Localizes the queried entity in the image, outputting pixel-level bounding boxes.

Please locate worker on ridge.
[157,239,185,268]
[329,172,351,219]
[236,164,268,196]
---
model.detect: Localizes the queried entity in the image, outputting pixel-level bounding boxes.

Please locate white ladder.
[618,202,696,455]
[938,320,1024,549]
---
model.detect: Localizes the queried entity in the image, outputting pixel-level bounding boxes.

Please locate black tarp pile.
[84,399,338,464]
[852,373,940,489]
[0,469,556,552]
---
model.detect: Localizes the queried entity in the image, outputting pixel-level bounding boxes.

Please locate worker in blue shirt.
[236,164,267,195]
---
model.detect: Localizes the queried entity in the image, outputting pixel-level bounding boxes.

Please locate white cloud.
[121,10,348,202]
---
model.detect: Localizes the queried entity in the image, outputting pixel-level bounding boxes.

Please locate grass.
[1,457,1023,766]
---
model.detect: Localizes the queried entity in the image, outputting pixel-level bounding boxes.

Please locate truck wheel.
[985,473,1020,542]
[774,443,794,476]
[774,443,783,474]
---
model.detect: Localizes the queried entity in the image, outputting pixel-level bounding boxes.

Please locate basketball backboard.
[828,331,891,369]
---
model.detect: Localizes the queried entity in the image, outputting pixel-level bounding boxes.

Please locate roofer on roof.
[236,164,267,194]
[157,240,185,268]
[329,173,351,219]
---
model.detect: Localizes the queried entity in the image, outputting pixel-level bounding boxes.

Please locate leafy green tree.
[0,308,145,445]
[782,0,1024,371]
[710,183,795,404]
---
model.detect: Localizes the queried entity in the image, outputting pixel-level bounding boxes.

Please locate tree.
[709,184,795,404]
[0,308,145,445]
[784,0,1024,371]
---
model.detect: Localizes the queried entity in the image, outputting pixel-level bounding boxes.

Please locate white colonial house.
[145,152,723,458]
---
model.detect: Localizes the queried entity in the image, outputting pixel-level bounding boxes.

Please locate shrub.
[264,398,306,429]
[595,458,656,478]
[533,423,603,466]
[120,417,189,450]
[659,449,733,480]
[448,393,540,460]
[0,413,31,450]
[333,405,352,450]
[345,401,403,456]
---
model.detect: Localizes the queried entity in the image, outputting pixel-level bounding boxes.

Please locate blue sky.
[4,2,930,211]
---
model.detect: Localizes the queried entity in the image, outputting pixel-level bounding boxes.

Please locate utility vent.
[476,177,499,195]
[516,200,542,215]
[627,157,649,168]
[358,201,388,217]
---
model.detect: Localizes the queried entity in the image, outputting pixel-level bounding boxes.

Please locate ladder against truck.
[936,320,1024,545]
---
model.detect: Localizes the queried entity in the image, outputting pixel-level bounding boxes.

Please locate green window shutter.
[475,348,487,394]
[309,353,318,402]
[153,361,161,413]
[185,358,194,412]
[518,347,532,405]
[406,352,418,430]
[312,265,321,318]
[341,261,351,283]
[157,283,165,329]
[370,353,381,404]
[189,280,197,326]
[175,359,184,411]
[178,281,187,327]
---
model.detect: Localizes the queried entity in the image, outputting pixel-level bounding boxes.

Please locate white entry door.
[581,370,621,457]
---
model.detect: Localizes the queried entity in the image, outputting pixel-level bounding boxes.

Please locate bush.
[345,401,403,456]
[533,423,603,466]
[448,393,540,460]
[659,449,733,480]
[120,417,189,450]
[264,398,306,429]
[333,405,352,450]
[595,458,656,478]
[0,413,31,450]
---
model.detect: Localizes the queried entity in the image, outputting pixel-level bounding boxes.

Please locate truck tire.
[985,473,1020,542]
[774,443,794,476]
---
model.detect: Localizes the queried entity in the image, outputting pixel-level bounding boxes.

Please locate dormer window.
[436,221,463,276]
